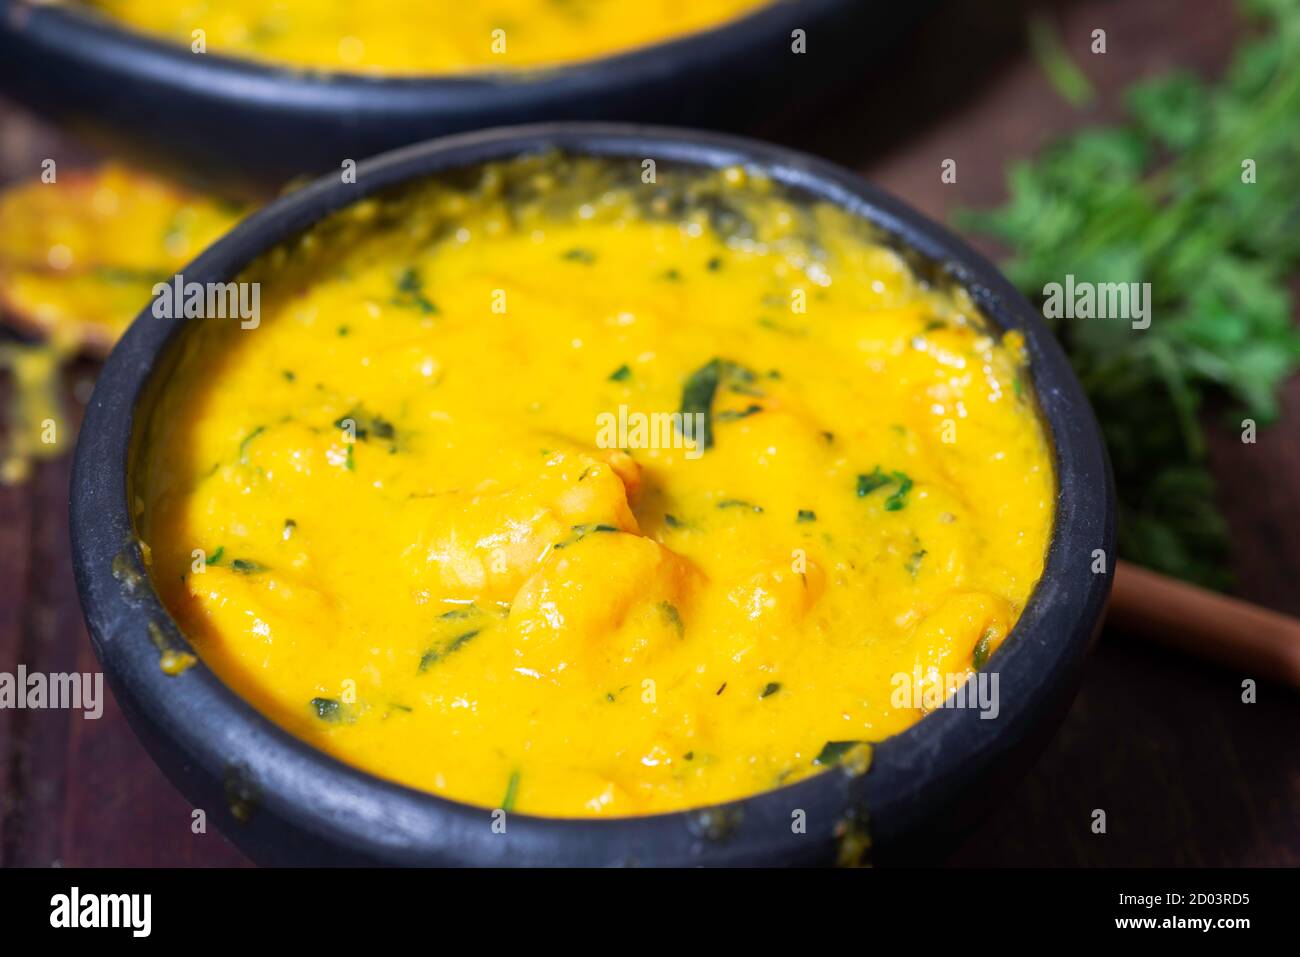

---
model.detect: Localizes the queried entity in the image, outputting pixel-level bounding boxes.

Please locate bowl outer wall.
[0,0,924,198]
[70,123,1116,866]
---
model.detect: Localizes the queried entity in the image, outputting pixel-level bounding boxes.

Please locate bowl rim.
[71,122,1115,866]
[2,0,836,91]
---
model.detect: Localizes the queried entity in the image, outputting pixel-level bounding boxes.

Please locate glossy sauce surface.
[137,157,1054,816]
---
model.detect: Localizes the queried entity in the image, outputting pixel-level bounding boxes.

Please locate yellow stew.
[0,164,243,484]
[137,156,1054,817]
[0,163,243,353]
[83,0,770,74]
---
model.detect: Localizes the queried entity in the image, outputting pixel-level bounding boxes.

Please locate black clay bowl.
[71,123,1114,866]
[0,0,927,199]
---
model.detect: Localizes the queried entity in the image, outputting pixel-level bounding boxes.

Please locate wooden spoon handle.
[1108,560,1300,688]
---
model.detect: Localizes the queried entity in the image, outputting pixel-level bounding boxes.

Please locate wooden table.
[1,0,1296,866]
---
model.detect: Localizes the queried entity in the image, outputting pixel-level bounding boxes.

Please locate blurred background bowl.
[0,0,932,199]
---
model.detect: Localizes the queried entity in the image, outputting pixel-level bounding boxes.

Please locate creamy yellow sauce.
[137,156,1054,817]
[82,0,770,74]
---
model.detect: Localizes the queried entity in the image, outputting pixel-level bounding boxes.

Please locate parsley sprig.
[957,0,1300,588]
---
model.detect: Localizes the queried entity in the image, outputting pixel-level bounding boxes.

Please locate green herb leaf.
[715,403,764,422]
[238,425,265,464]
[856,467,913,509]
[884,473,914,511]
[659,601,685,637]
[501,769,521,812]
[905,549,927,577]
[392,266,438,314]
[553,523,620,549]
[857,467,890,497]
[678,358,762,450]
[419,628,480,672]
[679,359,723,450]
[1028,16,1095,107]
[813,740,864,766]
[335,408,397,451]
[310,697,341,721]
[717,499,763,513]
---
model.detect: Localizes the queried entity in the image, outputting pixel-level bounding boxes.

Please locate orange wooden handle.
[1108,560,1300,688]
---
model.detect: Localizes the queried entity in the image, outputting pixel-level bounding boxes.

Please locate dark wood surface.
[1,0,1296,867]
